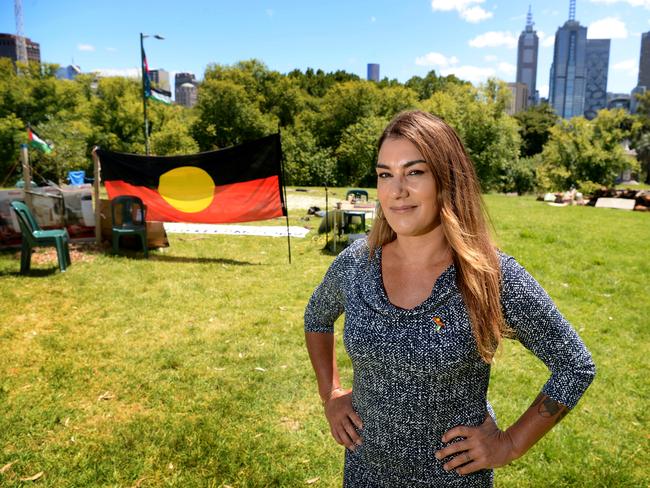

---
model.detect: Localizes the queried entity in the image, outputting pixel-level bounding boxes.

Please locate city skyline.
[0,0,648,98]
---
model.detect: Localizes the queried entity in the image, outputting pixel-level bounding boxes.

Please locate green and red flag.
[142,45,171,104]
[97,134,286,223]
[27,128,52,153]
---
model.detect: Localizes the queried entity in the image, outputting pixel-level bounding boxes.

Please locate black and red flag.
[97,134,286,223]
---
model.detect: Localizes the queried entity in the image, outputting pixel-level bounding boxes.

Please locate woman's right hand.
[323,388,364,451]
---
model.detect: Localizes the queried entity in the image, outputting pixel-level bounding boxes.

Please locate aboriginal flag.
[97,134,286,223]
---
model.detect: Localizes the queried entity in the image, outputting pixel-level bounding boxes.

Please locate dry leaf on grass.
[20,471,44,481]
[0,461,16,474]
[131,476,148,488]
[97,391,114,401]
[306,477,320,484]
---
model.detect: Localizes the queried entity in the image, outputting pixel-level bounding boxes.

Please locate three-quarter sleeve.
[499,255,596,409]
[304,248,349,334]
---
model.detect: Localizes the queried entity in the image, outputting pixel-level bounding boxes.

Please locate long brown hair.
[368,110,505,363]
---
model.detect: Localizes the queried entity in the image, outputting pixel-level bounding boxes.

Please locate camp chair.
[111,195,148,258]
[10,200,71,274]
[345,188,369,202]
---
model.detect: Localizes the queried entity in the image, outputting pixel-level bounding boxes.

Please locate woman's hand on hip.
[323,388,363,451]
[435,414,518,475]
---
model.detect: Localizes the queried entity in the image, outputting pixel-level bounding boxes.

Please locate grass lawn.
[0,192,648,487]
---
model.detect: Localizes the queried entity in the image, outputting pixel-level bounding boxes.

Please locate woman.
[304,110,596,487]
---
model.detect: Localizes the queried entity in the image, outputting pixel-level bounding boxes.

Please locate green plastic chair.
[345,188,369,202]
[10,200,71,274]
[111,195,148,258]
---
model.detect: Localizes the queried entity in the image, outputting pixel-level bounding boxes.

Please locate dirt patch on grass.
[14,242,104,266]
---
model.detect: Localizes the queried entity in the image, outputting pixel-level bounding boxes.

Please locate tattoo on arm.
[530,393,569,425]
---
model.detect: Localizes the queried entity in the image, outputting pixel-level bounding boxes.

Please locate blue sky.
[1,0,648,98]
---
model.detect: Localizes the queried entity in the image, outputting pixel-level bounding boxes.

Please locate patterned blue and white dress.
[304,238,595,487]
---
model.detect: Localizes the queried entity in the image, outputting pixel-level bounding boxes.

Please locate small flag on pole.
[27,128,53,153]
[142,46,172,104]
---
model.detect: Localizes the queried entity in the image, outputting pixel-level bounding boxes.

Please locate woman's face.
[376,137,440,238]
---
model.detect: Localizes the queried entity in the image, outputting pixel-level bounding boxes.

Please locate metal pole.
[140,33,150,155]
[20,143,32,209]
[324,186,329,250]
[91,147,102,245]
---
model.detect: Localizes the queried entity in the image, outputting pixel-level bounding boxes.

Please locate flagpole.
[92,147,102,246]
[277,130,291,264]
[140,33,150,156]
[20,143,32,209]
[140,33,165,156]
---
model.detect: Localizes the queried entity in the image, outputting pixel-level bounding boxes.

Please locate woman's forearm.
[505,392,570,459]
[305,331,342,401]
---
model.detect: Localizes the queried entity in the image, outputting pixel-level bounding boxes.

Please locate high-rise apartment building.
[367,63,380,82]
[549,15,587,119]
[584,39,610,119]
[0,33,41,64]
[149,69,171,92]
[516,6,539,107]
[638,31,650,89]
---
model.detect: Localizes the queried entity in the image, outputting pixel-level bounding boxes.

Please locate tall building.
[0,33,41,64]
[175,72,199,107]
[584,39,610,119]
[516,6,539,107]
[149,69,170,92]
[506,82,529,115]
[549,1,587,118]
[638,31,650,89]
[367,63,380,82]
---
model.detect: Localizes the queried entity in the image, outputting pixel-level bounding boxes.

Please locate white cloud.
[370,16,376,22]
[78,44,95,52]
[460,6,493,22]
[441,65,496,83]
[484,54,498,62]
[431,0,493,23]
[589,0,650,9]
[612,58,637,75]
[588,17,628,38]
[542,35,555,47]
[415,52,459,67]
[92,68,140,78]
[469,31,517,49]
[498,62,516,76]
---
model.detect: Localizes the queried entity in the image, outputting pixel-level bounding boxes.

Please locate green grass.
[0,193,648,487]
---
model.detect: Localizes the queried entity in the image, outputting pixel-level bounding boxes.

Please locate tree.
[192,79,277,150]
[632,90,650,183]
[514,104,558,157]
[420,82,521,191]
[313,81,382,148]
[538,113,636,191]
[282,124,337,186]
[335,116,388,186]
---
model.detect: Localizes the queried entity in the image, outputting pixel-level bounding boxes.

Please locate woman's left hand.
[434,414,519,475]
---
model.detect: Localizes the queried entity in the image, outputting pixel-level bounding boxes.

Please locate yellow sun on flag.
[159,166,215,213]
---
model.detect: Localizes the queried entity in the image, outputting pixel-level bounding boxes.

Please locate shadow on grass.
[0,267,61,277]
[148,254,259,266]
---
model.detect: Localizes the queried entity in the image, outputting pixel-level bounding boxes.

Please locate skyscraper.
[549,1,587,118]
[149,69,170,92]
[638,31,650,89]
[584,39,610,119]
[516,6,539,107]
[367,63,380,82]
